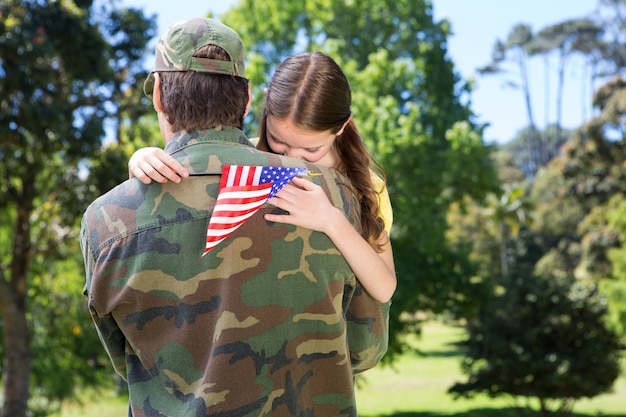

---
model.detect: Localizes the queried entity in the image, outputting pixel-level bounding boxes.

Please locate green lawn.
[356,322,626,417]
[56,322,626,417]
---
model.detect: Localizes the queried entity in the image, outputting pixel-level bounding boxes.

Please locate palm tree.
[483,186,531,283]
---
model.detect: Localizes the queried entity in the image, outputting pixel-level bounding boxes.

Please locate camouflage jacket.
[81,127,390,417]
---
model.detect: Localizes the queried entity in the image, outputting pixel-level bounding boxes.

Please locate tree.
[479,0,626,147]
[527,152,585,282]
[223,0,500,355]
[603,195,626,337]
[522,75,626,287]
[449,274,623,417]
[480,23,543,173]
[482,186,531,282]
[532,19,603,141]
[595,0,626,78]
[450,7,626,410]
[501,124,572,178]
[0,1,155,415]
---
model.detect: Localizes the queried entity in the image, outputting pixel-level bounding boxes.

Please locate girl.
[129,52,396,302]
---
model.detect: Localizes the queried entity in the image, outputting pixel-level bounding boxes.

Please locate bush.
[449,275,623,417]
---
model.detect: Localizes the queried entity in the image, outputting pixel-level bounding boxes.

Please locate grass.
[55,322,626,417]
[356,322,626,416]
[56,395,128,417]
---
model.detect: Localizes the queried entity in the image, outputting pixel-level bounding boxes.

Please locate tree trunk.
[543,55,550,132]
[0,281,32,417]
[555,50,567,163]
[517,47,540,176]
[581,59,589,124]
[499,220,509,284]
[0,185,34,417]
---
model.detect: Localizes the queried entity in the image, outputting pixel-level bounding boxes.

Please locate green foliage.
[27,255,111,415]
[560,133,626,210]
[449,275,623,416]
[602,195,626,337]
[525,121,626,287]
[477,185,533,283]
[84,113,161,197]
[501,125,573,177]
[491,150,527,185]
[434,5,626,415]
[0,0,156,414]
[447,199,500,287]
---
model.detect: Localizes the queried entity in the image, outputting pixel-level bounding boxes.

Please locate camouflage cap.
[143,18,246,96]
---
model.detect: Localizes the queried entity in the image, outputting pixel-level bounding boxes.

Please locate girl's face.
[265,116,339,169]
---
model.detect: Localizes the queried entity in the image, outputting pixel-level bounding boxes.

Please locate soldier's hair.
[257,52,387,251]
[158,45,249,132]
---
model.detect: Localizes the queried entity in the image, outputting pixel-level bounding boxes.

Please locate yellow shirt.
[372,172,393,234]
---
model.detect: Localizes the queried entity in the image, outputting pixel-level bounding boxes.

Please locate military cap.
[143,17,246,96]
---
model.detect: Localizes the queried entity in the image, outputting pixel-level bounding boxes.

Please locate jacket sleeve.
[88,306,128,379]
[311,164,390,372]
[346,283,390,373]
[80,216,128,380]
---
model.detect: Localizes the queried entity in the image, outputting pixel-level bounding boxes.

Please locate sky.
[122,0,599,144]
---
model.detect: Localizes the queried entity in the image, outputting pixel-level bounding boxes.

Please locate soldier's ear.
[153,73,165,113]
[244,82,252,117]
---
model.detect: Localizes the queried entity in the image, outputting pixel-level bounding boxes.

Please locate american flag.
[202,165,307,256]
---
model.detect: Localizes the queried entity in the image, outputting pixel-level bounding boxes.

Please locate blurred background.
[1,0,625,416]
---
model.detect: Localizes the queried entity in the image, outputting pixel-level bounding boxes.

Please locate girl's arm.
[265,176,396,302]
[128,147,188,184]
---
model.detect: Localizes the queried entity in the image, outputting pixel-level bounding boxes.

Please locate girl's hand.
[129,147,188,184]
[268,176,397,303]
[264,176,342,233]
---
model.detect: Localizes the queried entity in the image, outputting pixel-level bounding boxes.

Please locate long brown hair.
[257,52,387,250]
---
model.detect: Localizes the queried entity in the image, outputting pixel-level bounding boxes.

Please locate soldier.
[80,17,389,417]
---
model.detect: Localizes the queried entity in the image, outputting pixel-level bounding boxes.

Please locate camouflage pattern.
[81,126,390,417]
